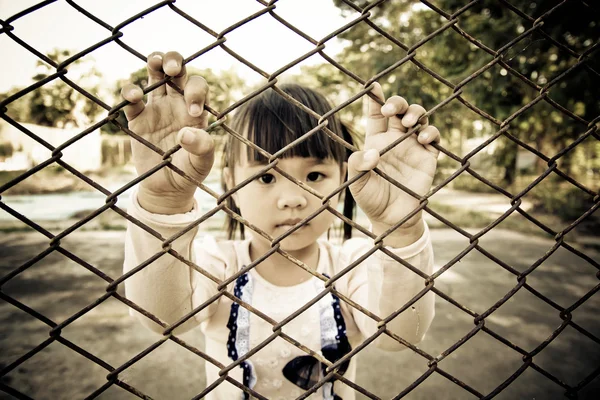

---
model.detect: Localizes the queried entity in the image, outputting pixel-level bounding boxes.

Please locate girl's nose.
[276,190,308,209]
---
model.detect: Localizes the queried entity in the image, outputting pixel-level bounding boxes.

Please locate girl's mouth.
[277,224,308,230]
[276,218,303,227]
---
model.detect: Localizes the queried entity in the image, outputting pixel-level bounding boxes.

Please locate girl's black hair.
[221,83,357,242]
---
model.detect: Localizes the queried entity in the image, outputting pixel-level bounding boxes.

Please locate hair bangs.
[230,85,346,165]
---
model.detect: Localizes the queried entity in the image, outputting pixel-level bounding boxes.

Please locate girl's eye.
[258,174,275,184]
[307,172,325,183]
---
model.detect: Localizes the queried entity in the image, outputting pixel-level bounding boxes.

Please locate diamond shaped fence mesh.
[0,0,599,399]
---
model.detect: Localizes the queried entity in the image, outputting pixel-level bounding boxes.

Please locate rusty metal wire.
[1,0,599,399]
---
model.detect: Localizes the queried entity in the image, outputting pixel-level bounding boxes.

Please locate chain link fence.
[0,0,598,399]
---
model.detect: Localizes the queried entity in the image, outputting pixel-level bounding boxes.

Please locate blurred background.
[0,0,599,399]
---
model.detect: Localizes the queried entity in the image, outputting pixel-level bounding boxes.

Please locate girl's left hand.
[348,82,440,239]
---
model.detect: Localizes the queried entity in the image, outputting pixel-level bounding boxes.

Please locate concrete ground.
[0,227,599,400]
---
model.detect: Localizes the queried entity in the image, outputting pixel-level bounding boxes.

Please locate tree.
[433,0,599,184]
[1,48,105,128]
[326,0,599,186]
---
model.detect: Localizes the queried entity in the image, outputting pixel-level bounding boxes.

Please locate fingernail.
[403,116,416,127]
[363,148,379,164]
[152,54,162,61]
[166,59,179,71]
[180,130,194,145]
[381,104,395,115]
[189,103,202,117]
[420,132,430,142]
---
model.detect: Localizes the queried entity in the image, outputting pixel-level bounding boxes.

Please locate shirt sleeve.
[123,189,226,335]
[343,224,435,351]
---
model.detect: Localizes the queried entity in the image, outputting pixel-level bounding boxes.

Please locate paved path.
[0,230,598,399]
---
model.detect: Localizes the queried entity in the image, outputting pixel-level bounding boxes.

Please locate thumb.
[348,148,379,194]
[175,127,215,182]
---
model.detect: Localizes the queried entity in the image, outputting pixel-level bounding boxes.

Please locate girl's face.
[224,152,346,252]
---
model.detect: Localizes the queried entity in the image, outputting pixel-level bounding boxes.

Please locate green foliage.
[1,49,105,128]
[327,0,599,187]
[530,181,597,221]
[316,0,600,227]
[0,170,22,186]
[0,142,14,158]
[447,172,501,194]
[427,201,495,229]
[294,62,363,126]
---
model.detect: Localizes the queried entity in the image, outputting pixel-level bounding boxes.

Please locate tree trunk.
[501,141,518,187]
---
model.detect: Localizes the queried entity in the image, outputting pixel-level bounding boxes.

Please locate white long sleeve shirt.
[123,191,435,400]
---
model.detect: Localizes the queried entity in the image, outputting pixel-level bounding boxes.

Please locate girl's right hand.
[121,51,214,214]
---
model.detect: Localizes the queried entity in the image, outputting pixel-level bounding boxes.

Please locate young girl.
[122,51,440,400]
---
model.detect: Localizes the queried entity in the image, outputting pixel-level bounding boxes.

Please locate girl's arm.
[346,82,441,350]
[123,190,223,335]
[344,224,435,351]
[120,50,221,334]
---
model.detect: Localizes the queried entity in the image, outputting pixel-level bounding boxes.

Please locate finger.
[163,51,186,96]
[349,148,380,172]
[417,125,440,145]
[147,52,166,100]
[381,95,409,133]
[347,148,380,194]
[402,104,427,129]
[184,76,210,118]
[366,82,387,136]
[417,125,441,156]
[175,128,215,181]
[120,83,145,121]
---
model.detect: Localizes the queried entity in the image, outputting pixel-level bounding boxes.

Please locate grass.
[0,170,24,186]
[0,224,36,233]
[426,202,494,229]
[425,201,583,241]
[0,165,138,195]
